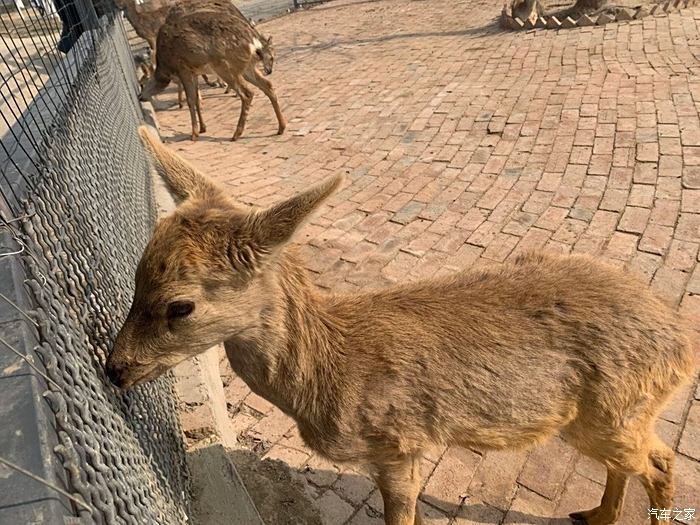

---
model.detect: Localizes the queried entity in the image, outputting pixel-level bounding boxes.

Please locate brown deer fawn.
[138,0,285,141]
[107,127,697,525]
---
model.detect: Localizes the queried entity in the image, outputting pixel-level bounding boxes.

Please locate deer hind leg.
[177,81,184,109]
[243,65,286,135]
[566,421,673,525]
[373,454,423,525]
[195,87,206,133]
[569,468,628,525]
[179,73,202,141]
[217,70,252,141]
[639,436,675,525]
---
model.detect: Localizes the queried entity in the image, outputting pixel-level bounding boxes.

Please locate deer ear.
[247,175,342,250]
[138,126,223,204]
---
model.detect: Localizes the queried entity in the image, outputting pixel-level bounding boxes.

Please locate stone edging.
[501,0,697,30]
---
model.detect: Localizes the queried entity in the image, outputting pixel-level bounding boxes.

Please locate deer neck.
[223,250,348,431]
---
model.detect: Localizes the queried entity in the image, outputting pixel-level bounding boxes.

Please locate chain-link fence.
[0,0,190,522]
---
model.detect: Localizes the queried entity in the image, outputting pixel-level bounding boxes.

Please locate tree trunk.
[573,0,607,10]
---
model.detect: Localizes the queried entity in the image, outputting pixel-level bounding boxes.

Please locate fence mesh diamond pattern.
[1,1,190,523]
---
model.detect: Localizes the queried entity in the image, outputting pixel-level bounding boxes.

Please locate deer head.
[254,35,274,76]
[133,49,155,88]
[138,68,171,102]
[105,126,341,389]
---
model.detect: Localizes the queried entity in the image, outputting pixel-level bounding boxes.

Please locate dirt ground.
[188,445,323,525]
[231,450,324,525]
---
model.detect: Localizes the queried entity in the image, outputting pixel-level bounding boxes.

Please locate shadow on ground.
[189,445,558,525]
[189,445,324,525]
[279,23,501,60]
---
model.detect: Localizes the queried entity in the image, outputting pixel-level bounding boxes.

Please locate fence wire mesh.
[0,0,190,522]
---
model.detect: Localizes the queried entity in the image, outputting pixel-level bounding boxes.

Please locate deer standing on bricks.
[119,0,247,107]
[107,128,697,525]
[139,0,285,141]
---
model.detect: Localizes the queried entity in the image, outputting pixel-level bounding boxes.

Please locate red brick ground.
[154,1,700,523]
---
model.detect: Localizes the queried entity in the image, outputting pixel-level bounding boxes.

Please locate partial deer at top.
[139,0,286,141]
[116,0,170,52]
[117,0,254,55]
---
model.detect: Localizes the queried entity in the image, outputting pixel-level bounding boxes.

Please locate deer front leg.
[243,65,286,135]
[374,454,423,525]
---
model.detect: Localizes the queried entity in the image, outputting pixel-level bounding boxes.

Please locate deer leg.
[243,65,286,135]
[177,82,184,109]
[569,468,628,525]
[566,418,673,525]
[179,73,200,141]
[233,80,252,140]
[639,439,675,525]
[224,80,238,97]
[218,71,252,141]
[196,84,206,134]
[373,454,422,525]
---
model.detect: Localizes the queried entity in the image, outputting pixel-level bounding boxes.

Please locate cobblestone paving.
[153,1,700,523]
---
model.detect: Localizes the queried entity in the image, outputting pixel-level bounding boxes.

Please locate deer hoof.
[568,511,592,524]
[191,133,199,142]
[200,124,207,133]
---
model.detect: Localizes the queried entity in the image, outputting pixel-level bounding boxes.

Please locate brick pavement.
[153,1,700,523]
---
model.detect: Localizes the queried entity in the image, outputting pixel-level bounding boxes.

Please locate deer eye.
[167,301,194,319]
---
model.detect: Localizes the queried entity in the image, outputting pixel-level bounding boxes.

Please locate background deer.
[107,127,697,525]
[138,0,285,141]
[119,0,253,105]
[116,0,169,52]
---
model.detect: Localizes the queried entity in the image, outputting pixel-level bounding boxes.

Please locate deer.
[119,0,244,106]
[106,127,697,525]
[138,0,285,141]
[115,0,169,53]
[134,48,155,89]
[134,46,209,110]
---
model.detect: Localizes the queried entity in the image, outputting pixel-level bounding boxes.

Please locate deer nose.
[105,359,128,388]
